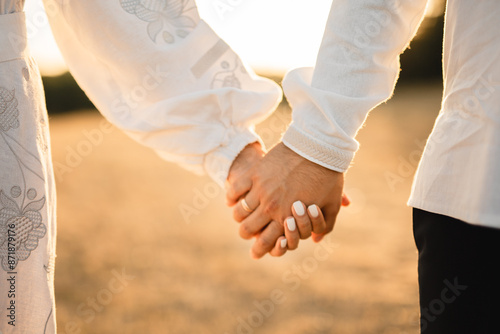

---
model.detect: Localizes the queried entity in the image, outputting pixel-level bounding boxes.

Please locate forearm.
[283,0,429,172]
[43,0,282,185]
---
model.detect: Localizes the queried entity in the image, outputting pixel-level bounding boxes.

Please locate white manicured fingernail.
[280,239,288,249]
[286,217,296,231]
[293,201,305,216]
[308,205,319,218]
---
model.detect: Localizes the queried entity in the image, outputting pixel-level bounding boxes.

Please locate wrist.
[227,142,264,182]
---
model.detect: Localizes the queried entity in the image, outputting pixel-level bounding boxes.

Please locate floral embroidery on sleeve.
[119,0,197,43]
[0,85,47,272]
[0,87,20,132]
[211,56,246,89]
[0,188,46,271]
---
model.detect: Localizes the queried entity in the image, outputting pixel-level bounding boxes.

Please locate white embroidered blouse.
[1,0,499,332]
[40,0,500,228]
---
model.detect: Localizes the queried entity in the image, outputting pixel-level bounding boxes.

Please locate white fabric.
[1,0,283,332]
[1,0,499,332]
[0,11,56,333]
[282,0,500,228]
[409,1,500,228]
[42,0,282,186]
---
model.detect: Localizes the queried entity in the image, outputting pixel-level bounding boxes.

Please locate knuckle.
[226,187,237,201]
[262,198,279,216]
[313,224,327,234]
[239,223,254,239]
[226,179,240,194]
[299,232,312,240]
[256,236,273,251]
[296,219,310,229]
[233,209,243,222]
[271,219,284,231]
[297,223,312,239]
[251,172,263,187]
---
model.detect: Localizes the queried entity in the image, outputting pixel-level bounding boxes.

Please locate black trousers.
[413,208,500,334]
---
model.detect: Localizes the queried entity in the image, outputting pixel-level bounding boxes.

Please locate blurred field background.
[35,2,447,334]
[51,81,442,334]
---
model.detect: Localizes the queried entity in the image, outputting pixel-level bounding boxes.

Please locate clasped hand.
[226,142,349,259]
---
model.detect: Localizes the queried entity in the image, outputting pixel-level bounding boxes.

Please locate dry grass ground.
[50,82,442,334]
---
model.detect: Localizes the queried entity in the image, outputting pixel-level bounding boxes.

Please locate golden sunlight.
[27,0,445,76]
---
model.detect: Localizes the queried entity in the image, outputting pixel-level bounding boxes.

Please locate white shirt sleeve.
[42,0,282,185]
[282,0,428,172]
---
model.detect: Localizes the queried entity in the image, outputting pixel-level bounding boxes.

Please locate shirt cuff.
[282,124,353,173]
[204,128,262,187]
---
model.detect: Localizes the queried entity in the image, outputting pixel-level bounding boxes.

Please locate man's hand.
[228,142,345,258]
